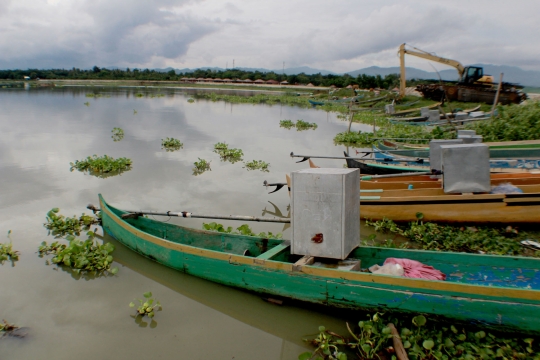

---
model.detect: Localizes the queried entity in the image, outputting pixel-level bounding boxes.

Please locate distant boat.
[308,99,325,106]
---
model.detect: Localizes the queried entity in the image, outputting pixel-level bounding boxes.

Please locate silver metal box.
[441,144,490,193]
[457,130,476,138]
[429,139,464,171]
[462,135,483,144]
[291,168,359,260]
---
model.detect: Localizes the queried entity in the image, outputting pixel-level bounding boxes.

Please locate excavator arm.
[399,43,465,97]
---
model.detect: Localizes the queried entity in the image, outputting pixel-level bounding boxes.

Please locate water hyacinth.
[38,232,118,275]
[129,292,161,318]
[70,155,132,177]
[161,137,183,151]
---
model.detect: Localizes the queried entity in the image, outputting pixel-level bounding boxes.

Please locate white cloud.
[0,0,539,71]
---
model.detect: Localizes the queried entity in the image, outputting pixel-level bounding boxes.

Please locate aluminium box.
[441,143,490,193]
[429,139,464,171]
[291,168,359,260]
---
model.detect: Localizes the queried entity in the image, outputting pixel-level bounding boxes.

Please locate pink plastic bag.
[383,258,446,281]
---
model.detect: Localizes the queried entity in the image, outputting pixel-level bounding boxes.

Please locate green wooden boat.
[377,141,540,159]
[99,194,540,334]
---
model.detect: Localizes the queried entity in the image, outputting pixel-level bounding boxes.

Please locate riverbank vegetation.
[0,68,416,88]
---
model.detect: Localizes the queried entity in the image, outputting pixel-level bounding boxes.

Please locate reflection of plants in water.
[111,127,124,142]
[193,158,211,176]
[161,137,183,151]
[203,222,282,239]
[44,208,100,238]
[133,109,137,114]
[129,291,162,318]
[243,160,269,172]
[130,314,158,329]
[187,98,195,103]
[70,155,132,178]
[38,231,119,275]
[0,230,19,265]
[213,142,243,163]
[84,102,90,106]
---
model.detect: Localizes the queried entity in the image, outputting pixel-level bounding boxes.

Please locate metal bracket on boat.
[121,212,143,220]
[263,180,287,194]
[86,204,100,214]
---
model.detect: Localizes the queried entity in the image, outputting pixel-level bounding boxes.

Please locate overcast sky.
[1,0,539,73]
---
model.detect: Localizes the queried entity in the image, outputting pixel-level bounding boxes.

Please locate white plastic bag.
[369,263,404,276]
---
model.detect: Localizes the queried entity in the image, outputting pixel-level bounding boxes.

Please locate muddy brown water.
[0,86,385,359]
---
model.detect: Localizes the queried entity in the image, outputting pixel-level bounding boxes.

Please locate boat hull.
[99,195,540,333]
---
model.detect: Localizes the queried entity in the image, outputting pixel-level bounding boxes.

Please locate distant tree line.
[0,67,432,89]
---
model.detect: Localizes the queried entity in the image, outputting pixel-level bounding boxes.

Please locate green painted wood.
[99,194,540,334]
[256,241,291,260]
[377,141,540,159]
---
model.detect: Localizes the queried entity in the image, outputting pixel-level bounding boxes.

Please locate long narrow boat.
[100,194,540,334]
[384,139,540,151]
[376,141,540,159]
[344,151,540,175]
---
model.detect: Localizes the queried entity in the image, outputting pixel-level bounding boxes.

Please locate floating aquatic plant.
[213,142,243,163]
[300,312,540,360]
[84,102,90,106]
[187,98,195,103]
[295,119,318,131]
[38,231,118,275]
[70,155,132,177]
[111,127,124,142]
[44,207,100,238]
[129,292,162,318]
[0,230,19,264]
[193,158,211,176]
[365,214,534,256]
[243,160,270,172]
[161,137,183,151]
[279,119,295,129]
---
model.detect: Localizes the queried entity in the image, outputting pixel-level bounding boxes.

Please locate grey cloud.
[0,0,221,69]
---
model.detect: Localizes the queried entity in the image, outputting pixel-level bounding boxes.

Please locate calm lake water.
[0,86,377,359]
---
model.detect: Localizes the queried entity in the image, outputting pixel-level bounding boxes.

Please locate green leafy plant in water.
[0,230,19,264]
[0,319,19,333]
[70,155,132,177]
[280,119,295,129]
[187,98,195,103]
[111,127,124,142]
[39,231,118,275]
[44,208,100,238]
[295,119,318,131]
[299,325,348,360]
[202,222,282,239]
[364,214,533,256]
[161,137,183,151]
[243,160,270,172]
[193,158,211,175]
[301,312,540,360]
[213,142,243,163]
[135,93,144,98]
[84,101,90,106]
[129,292,161,318]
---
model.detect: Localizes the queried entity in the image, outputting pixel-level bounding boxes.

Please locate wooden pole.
[121,210,290,223]
[491,73,504,117]
[388,323,409,360]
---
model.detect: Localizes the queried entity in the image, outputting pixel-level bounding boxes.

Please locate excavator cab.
[460,66,493,84]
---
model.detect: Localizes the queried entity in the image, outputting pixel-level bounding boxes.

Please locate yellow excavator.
[398,43,525,104]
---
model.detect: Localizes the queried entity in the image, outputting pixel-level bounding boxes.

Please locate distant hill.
[346,65,540,87]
